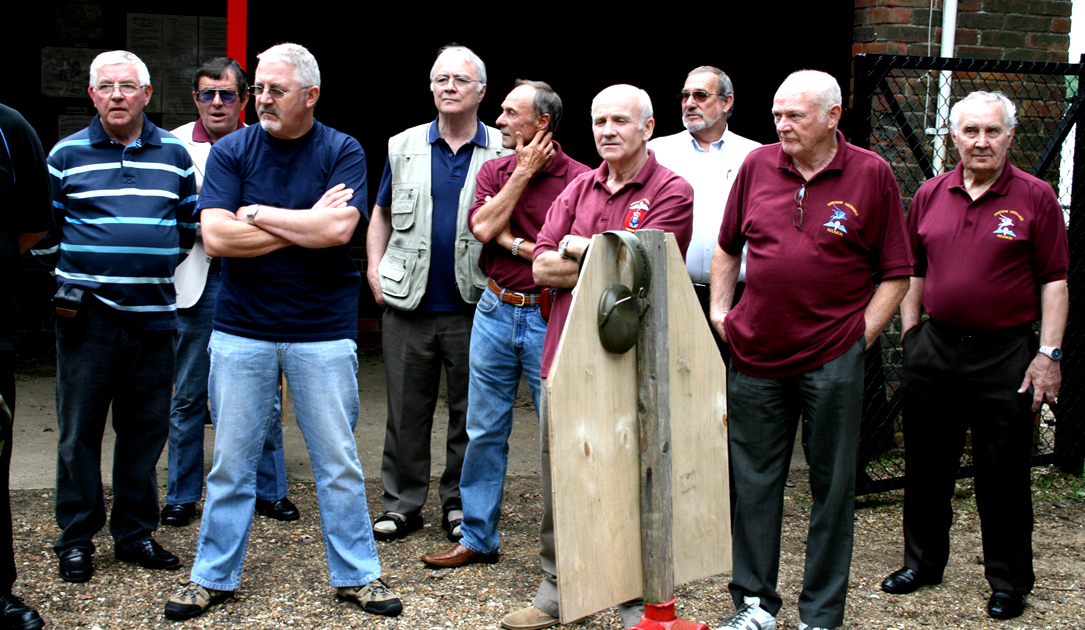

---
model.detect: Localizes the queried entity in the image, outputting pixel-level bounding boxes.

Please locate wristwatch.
[1039,346,1062,361]
[245,205,261,225]
[557,240,570,259]
[511,237,524,258]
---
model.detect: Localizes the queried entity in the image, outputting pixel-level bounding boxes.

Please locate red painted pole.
[226,0,247,123]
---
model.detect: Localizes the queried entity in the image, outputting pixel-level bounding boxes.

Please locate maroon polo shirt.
[468,142,590,292]
[909,162,1068,332]
[718,132,913,378]
[535,150,694,378]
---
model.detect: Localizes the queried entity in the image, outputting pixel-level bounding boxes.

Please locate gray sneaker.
[336,579,403,617]
[718,596,776,630]
[164,582,232,620]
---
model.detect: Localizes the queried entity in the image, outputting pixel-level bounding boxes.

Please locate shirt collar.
[192,117,244,144]
[427,117,490,147]
[775,129,848,179]
[89,113,161,148]
[948,160,1017,199]
[684,127,729,154]
[542,141,572,177]
[591,149,661,191]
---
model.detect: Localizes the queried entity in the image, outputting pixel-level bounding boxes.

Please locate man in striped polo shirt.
[44,50,196,583]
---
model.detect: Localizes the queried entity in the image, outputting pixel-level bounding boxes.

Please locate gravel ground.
[10,468,1085,629]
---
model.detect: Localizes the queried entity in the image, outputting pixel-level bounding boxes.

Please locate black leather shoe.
[58,547,93,583]
[373,511,423,541]
[988,590,1026,619]
[442,507,463,543]
[0,593,44,630]
[880,567,941,594]
[161,503,197,527]
[115,538,180,571]
[256,497,300,522]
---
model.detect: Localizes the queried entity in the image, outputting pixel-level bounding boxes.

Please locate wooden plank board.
[549,235,642,621]
[549,233,729,622]
[666,234,730,586]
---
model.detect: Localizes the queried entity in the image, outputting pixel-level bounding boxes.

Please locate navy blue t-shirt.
[376,119,487,312]
[198,121,366,342]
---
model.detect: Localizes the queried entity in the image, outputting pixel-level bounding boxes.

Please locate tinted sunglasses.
[196,88,240,105]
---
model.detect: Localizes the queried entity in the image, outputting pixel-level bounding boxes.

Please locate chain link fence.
[850,54,1085,495]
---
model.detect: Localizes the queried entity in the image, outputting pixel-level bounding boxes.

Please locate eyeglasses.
[196,88,240,104]
[794,184,806,231]
[433,75,480,89]
[249,85,310,99]
[678,90,721,103]
[94,83,146,97]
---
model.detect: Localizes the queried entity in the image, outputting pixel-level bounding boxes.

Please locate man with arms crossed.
[421,80,589,568]
[504,84,693,630]
[711,70,912,630]
[164,43,400,621]
[164,56,297,528]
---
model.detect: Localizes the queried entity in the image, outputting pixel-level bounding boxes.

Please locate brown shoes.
[420,543,499,568]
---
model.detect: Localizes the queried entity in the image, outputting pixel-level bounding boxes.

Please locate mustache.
[258,104,278,116]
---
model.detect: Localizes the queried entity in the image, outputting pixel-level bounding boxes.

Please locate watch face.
[1052,348,1063,360]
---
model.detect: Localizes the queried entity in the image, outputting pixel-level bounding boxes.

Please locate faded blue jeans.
[167,272,287,506]
[459,285,544,555]
[190,331,380,590]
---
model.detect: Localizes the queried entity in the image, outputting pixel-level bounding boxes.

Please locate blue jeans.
[459,285,545,555]
[726,338,864,629]
[167,272,287,506]
[190,331,380,590]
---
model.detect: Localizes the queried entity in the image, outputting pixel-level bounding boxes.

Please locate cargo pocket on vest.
[378,245,418,300]
[390,184,419,231]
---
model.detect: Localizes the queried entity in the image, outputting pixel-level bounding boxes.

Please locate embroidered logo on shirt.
[822,207,849,234]
[624,199,650,230]
[823,201,857,236]
[993,210,1022,240]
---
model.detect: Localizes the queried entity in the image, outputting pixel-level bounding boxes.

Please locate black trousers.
[901,319,1036,594]
[54,303,175,553]
[1,349,15,593]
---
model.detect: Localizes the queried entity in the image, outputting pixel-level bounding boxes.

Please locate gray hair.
[257,43,321,89]
[687,65,735,120]
[776,70,841,119]
[514,79,563,134]
[90,50,150,87]
[430,44,487,93]
[949,91,1018,133]
[591,85,654,129]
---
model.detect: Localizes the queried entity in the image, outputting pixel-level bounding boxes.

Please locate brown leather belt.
[488,278,541,307]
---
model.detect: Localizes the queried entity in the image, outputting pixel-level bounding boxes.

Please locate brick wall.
[853,0,1072,63]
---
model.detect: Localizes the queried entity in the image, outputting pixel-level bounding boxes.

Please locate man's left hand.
[514,131,554,178]
[1019,353,1061,412]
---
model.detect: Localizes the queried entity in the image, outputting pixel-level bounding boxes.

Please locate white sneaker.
[718,596,776,630]
[798,623,833,630]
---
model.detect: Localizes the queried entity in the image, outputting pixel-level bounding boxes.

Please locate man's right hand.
[367,268,385,308]
[710,310,729,344]
[313,183,353,209]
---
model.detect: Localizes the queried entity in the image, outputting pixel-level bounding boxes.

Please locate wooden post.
[635,229,674,604]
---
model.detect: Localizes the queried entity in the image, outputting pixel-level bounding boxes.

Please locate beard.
[258,105,281,133]
[683,109,722,133]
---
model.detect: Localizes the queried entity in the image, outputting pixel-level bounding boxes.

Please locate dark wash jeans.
[54,300,175,554]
